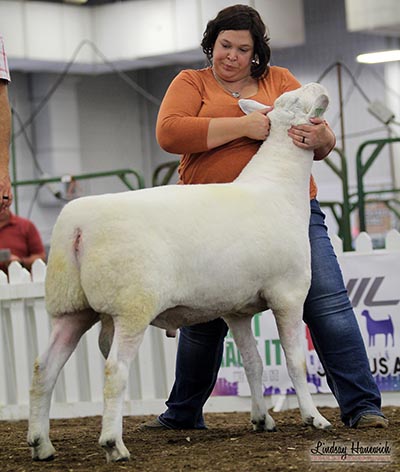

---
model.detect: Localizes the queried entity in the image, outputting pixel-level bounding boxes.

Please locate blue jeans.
[159,199,382,428]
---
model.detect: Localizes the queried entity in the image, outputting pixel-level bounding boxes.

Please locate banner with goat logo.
[213,251,400,396]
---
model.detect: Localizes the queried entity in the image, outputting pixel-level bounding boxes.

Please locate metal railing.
[11,169,146,214]
[355,137,400,232]
[152,161,179,187]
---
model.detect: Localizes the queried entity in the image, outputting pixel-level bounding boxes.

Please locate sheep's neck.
[235,125,314,194]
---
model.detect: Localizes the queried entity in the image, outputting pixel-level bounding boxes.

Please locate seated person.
[0,209,46,273]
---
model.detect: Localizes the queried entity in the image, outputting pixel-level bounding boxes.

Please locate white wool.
[28,83,332,464]
[45,83,329,331]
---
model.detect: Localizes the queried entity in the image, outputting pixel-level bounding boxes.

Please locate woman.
[147,4,387,430]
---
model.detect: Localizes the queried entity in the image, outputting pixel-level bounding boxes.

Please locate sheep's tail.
[45,222,89,317]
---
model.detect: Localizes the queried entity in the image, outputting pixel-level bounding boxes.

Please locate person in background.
[0,35,13,213]
[144,4,387,430]
[0,208,46,273]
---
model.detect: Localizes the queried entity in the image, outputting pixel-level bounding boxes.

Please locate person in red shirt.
[0,209,46,273]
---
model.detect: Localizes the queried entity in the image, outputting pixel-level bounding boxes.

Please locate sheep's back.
[45,183,311,320]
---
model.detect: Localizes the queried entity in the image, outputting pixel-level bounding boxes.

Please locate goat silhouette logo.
[360,309,395,347]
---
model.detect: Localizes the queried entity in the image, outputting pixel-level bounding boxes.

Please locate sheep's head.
[239,82,329,127]
[271,83,329,126]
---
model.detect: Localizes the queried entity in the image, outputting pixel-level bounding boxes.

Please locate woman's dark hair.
[201,4,271,79]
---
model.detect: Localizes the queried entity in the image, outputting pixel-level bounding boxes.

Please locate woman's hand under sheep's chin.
[288,118,335,154]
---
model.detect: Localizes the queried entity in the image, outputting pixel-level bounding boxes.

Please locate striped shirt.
[0,36,10,82]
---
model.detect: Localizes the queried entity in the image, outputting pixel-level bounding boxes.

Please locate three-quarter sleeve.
[156,71,211,154]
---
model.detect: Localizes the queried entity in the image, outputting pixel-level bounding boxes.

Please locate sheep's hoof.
[28,435,56,461]
[33,454,55,462]
[252,416,265,432]
[251,415,276,432]
[100,437,131,463]
[315,419,333,430]
[103,448,131,463]
[115,456,130,462]
[303,415,332,430]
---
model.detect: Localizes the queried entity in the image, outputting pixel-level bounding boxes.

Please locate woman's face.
[212,29,254,81]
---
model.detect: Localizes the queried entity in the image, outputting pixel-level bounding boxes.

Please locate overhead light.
[64,0,88,4]
[356,50,400,64]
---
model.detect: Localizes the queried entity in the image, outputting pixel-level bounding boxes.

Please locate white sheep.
[27,82,332,463]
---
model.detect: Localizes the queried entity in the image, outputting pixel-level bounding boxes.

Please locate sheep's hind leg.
[273,308,332,430]
[99,321,146,462]
[224,315,276,432]
[28,309,99,460]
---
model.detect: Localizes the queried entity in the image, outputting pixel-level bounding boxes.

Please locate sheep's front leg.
[28,310,99,460]
[224,315,276,432]
[99,324,146,462]
[273,308,332,430]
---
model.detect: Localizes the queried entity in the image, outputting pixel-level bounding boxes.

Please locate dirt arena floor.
[0,406,398,471]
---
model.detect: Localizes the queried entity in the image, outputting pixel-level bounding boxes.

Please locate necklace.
[212,68,243,98]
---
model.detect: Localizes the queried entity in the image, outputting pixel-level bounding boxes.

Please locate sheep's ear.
[239,99,272,115]
[307,94,329,120]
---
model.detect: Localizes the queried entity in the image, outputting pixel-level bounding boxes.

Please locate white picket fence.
[1,230,400,421]
[0,260,179,420]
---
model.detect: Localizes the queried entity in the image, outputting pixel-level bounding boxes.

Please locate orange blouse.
[156,66,321,198]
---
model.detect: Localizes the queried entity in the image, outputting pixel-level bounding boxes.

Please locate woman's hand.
[242,109,271,141]
[207,108,271,149]
[287,118,336,159]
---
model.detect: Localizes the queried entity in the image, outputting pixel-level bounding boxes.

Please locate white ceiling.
[345,0,400,38]
[2,0,400,74]
[1,0,306,74]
